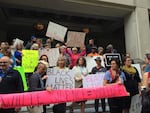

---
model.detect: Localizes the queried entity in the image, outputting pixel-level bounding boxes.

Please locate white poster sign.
[132,64,142,79]
[46,68,75,89]
[67,31,86,47]
[129,94,142,113]
[39,48,60,67]
[46,21,67,42]
[83,73,105,88]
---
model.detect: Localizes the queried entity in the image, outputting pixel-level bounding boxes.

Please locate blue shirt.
[104,70,126,83]
[144,65,150,72]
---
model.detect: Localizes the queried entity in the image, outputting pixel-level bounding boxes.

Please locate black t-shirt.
[123,67,141,96]
[91,66,106,74]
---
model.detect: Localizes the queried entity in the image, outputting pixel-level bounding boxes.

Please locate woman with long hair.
[122,56,141,113]
[70,56,88,113]
[52,56,68,113]
[103,58,126,113]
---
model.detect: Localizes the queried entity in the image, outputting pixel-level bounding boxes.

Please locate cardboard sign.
[39,48,60,67]
[46,68,75,89]
[104,53,122,67]
[22,50,38,73]
[83,73,105,88]
[85,56,105,72]
[0,84,129,108]
[46,21,67,42]
[129,94,142,113]
[132,64,142,79]
[67,31,86,47]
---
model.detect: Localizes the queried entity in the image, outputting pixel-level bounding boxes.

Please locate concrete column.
[124,7,150,60]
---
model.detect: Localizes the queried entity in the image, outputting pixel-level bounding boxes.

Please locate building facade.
[0,0,150,59]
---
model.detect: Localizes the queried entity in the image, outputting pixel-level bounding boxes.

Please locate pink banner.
[0,84,128,108]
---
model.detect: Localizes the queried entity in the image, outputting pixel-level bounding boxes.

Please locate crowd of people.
[0,36,150,113]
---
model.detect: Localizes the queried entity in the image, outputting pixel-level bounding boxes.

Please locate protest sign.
[46,21,67,42]
[46,68,75,89]
[39,48,60,67]
[22,50,38,73]
[67,31,86,47]
[83,73,105,88]
[129,94,142,113]
[0,84,129,108]
[104,53,122,67]
[85,56,105,72]
[132,64,142,79]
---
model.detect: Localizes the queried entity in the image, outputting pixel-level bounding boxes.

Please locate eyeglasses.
[0,62,8,64]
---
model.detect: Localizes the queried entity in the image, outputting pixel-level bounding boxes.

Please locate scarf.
[122,65,136,75]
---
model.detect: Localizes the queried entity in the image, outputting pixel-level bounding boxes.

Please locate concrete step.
[21,100,110,113]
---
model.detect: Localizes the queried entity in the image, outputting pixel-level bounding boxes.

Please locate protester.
[91,57,106,113]
[70,57,88,113]
[14,43,24,66]
[45,38,53,48]
[25,36,37,49]
[0,42,16,67]
[39,54,49,113]
[66,46,86,69]
[141,72,150,113]
[103,58,126,113]
[52,56,68,113]
[86,39,96,54]
[30,43,39,50]
[87,46,99,57]
[0,41,7,50]
[142,53,150,73]
[28,60,50,113]
[40,55,49,64]
[122,56,141,113]
[105,44,117,53]
[0,56,24,113]
[59,45,71,67]
[44,44,51,51]
[98,46,104,56]
[36,38,43,50]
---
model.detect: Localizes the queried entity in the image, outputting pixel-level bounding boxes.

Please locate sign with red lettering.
[83,73,105,88]
[0,84,128,108]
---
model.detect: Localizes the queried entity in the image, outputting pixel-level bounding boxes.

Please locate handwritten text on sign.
[0,84,128,108]
[46,68,75,89]
[39,48,60,67]
[129,94,142,113]
[22,50,38,73]
[83,73,105,88]
[46,21,67,42]
[67,31,86,47]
